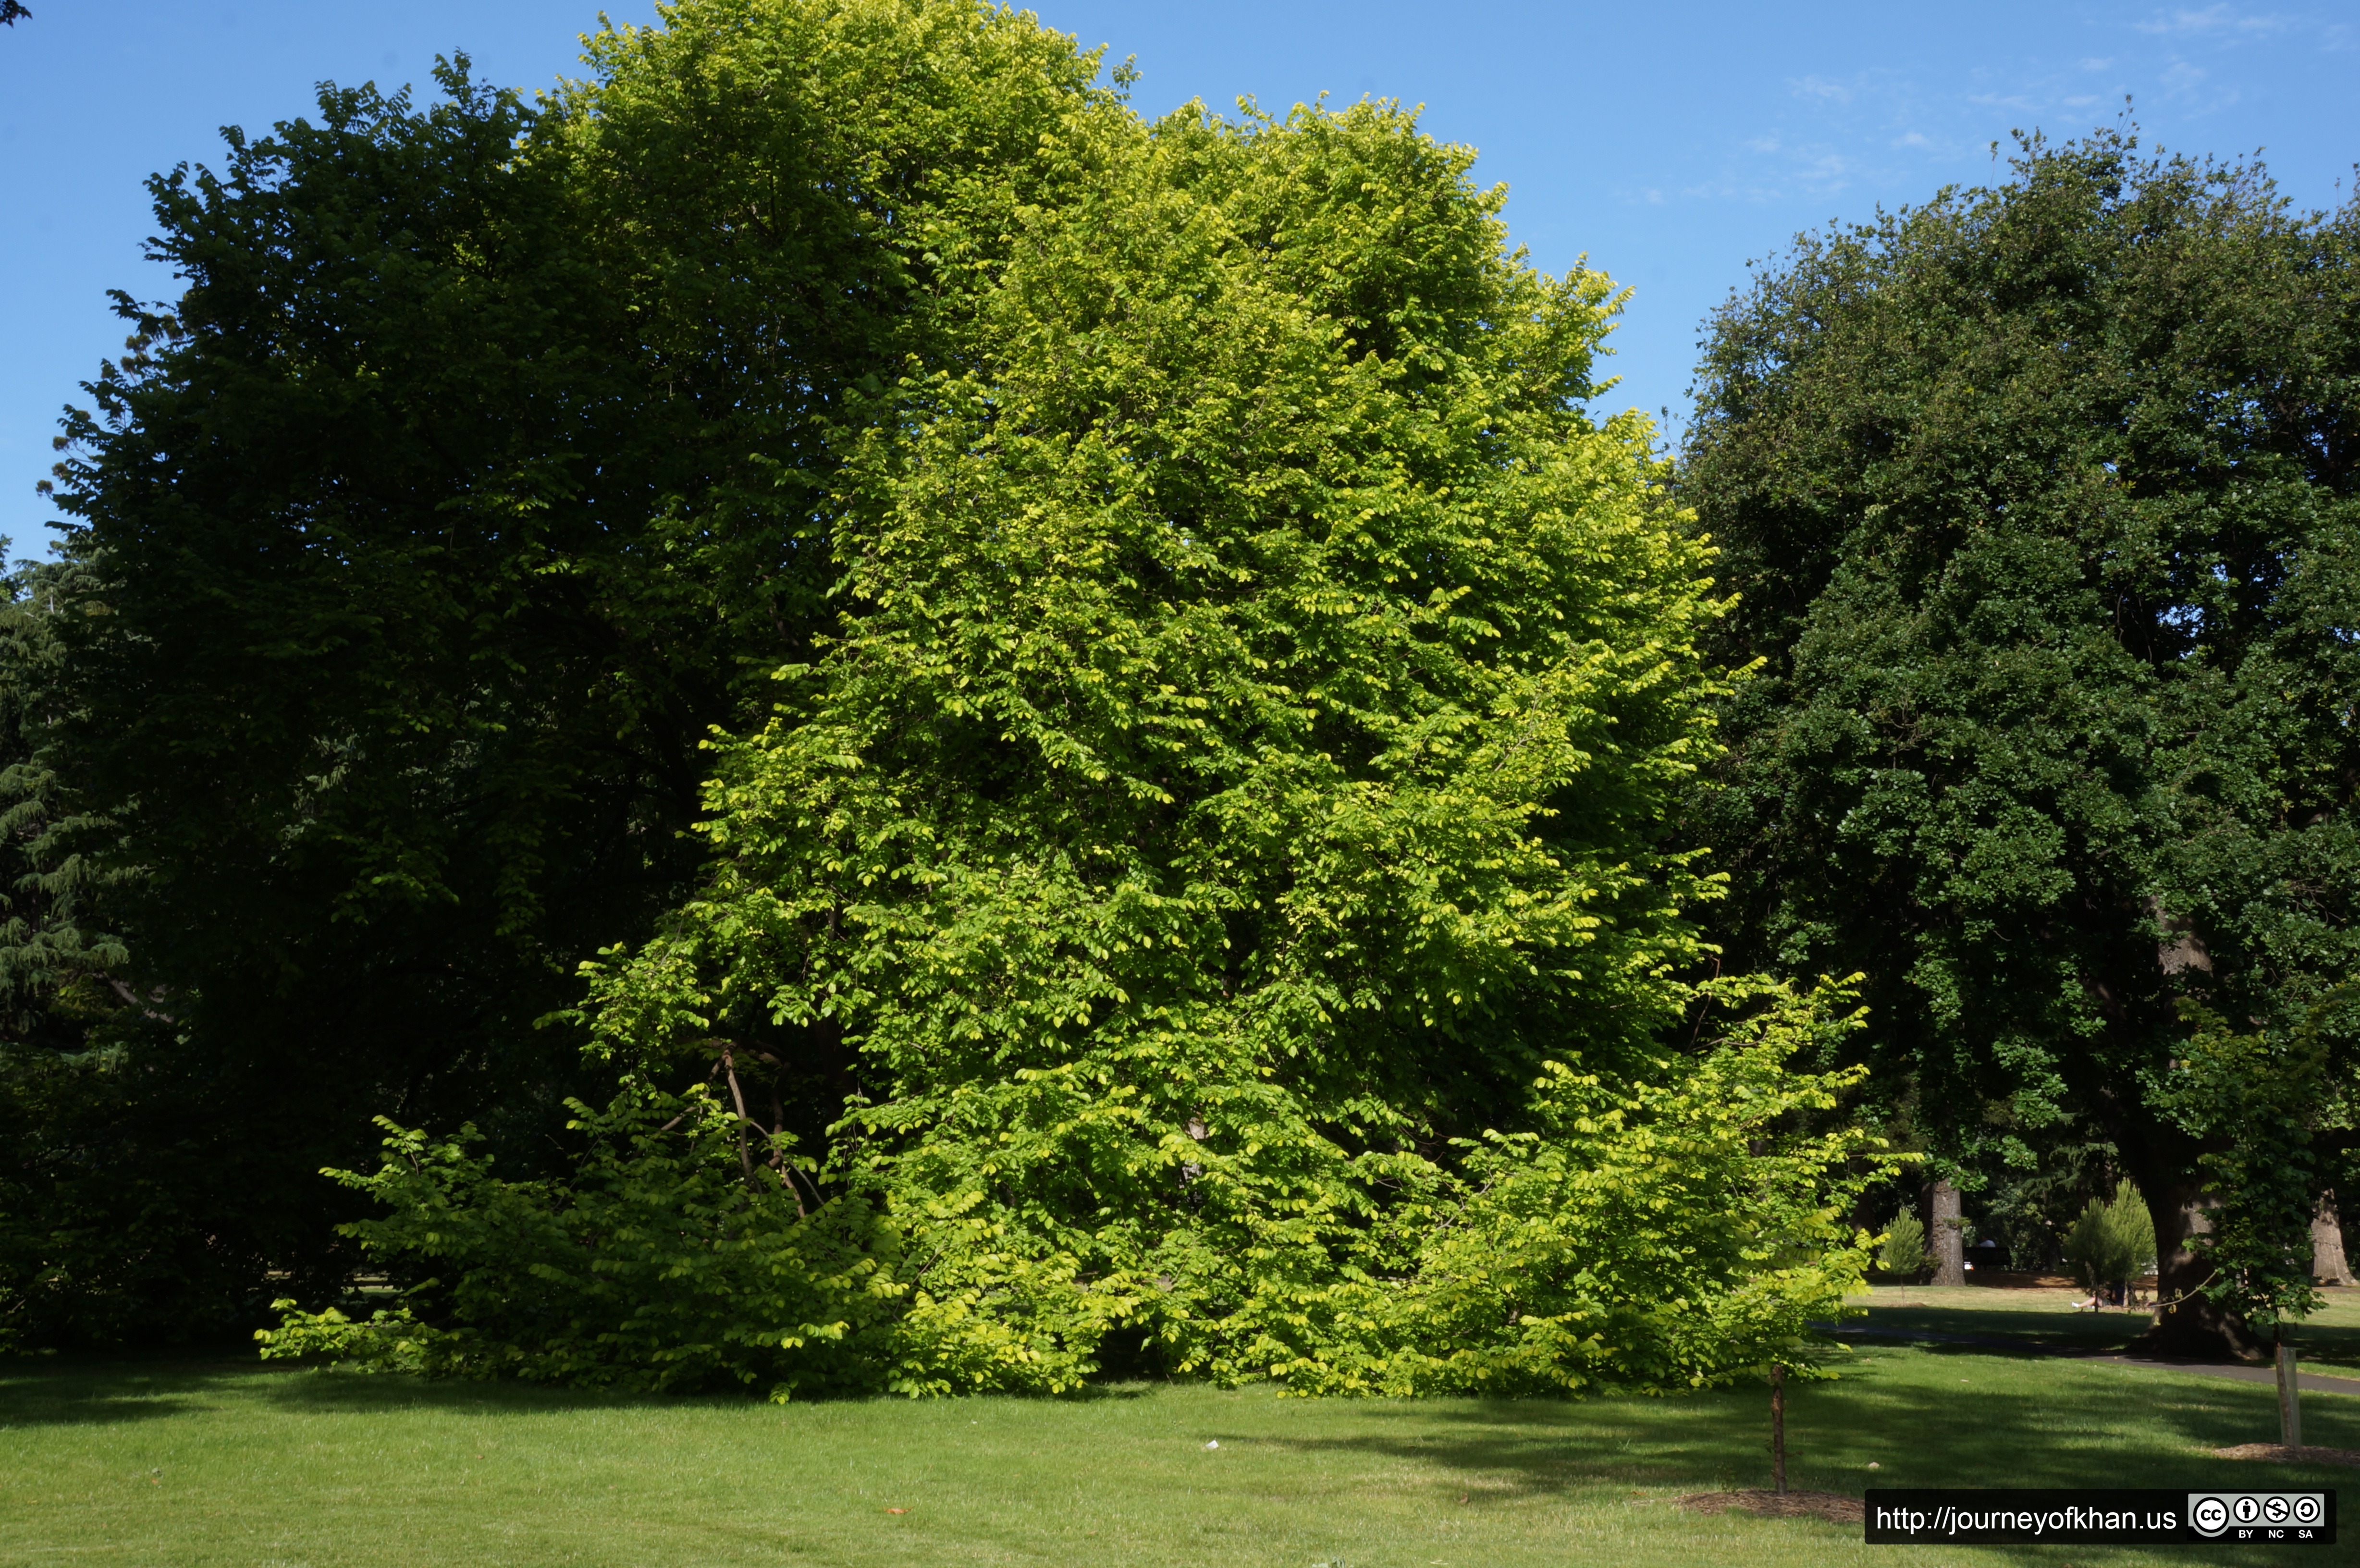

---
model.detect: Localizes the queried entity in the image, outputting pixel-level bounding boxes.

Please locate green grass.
[6,1291,2359,1568]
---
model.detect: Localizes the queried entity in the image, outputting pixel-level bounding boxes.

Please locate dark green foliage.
[12,4,1119,1342]
[22,67,704,1339]
[1972,1136,2129,1272]
[2161,993,2359,1326]
[1684,127,2360,1348]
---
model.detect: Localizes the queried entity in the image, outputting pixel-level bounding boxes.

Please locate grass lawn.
[6,1289,2359,1568]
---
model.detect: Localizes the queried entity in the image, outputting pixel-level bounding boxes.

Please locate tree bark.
[2137,1182,2266,1360]
[2314,1191,2351,1286]
[1770,1362,1787,1495]
[1930,1179,1966,1286]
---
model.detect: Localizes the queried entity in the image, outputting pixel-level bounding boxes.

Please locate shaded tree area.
[3,3,1115,1345]
[1684,127,2360,1353]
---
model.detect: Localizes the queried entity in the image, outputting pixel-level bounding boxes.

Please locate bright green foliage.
[502,56,1884,1395]
[1683,129,2360,1349]
[2059,1179,2157,1300]
[1276,979,1892,1395]
[279,981,1890,1397]
[625,92,1726,1388]
[259,1091,902,1396]
[1877,1211,1933,1279]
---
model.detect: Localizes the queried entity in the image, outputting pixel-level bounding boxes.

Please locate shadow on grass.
[248,1367,1156,1416]
[0,1354,696,1427]
[1,1352,1164,1428]
[1862,1300,2360,1373]
[1242,1349,2360,1503]
[1858,1304,2149,1352]
[2287,1319,2360,1371]
[0,1357,255,1428]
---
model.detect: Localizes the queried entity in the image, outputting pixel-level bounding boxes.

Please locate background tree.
[1683,127,2360,1354]
[12,0,1119,1343]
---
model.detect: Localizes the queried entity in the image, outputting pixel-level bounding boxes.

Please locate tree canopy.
[250,0,1891,1394]
[1684,128,2360,1351]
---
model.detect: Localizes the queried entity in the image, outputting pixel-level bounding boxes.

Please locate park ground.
[7,1287,2360,1568]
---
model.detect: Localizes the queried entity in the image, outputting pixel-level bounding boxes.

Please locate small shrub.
[1878,1211,1933,1278]
[2060,1179,2156,1300]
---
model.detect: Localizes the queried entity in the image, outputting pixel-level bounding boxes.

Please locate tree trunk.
[1770,1362,1787,1495]
[1930,1179,1966,1286]
[2136,1182,2266,1360]
[2313,1191,2351,1287]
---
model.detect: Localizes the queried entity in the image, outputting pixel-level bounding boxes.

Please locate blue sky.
[2,1,2353,552]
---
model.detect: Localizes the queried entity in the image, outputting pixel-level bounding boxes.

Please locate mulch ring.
[1676,1490,1863,1525]
[2215,1444,2360,1469]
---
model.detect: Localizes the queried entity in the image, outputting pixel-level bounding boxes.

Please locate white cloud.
[2155,57,2243,109]
[1790,75,1854,103]
[1680,179,1786,203]
[2135,4,2288,34]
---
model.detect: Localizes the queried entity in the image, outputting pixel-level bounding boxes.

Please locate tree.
[1,5,29,29]
[17,0,1123,1341]
[579,81,1749,1390]
[269,24,1893,1396]
[2160,993,2356,1330]
[1683,127,2360,1355]
[1878,1211,1932,1278]
[2059,1179,2156,1305]
[0,547,170,1349]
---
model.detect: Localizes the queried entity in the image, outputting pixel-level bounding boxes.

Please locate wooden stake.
[1771,1361,1787,1494]
[2278,1333,2302,1450]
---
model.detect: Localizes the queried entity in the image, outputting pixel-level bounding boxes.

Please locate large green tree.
[270,69,1888,1398]
[1684,129,2360,1352]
